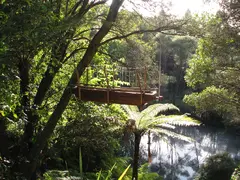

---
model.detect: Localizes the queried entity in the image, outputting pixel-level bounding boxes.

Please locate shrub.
[231,165,240,180]
[195,153,235,180]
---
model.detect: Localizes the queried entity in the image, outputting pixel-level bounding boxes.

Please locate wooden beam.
[74,86,158,105]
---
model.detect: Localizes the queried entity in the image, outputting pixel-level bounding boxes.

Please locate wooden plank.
[74,86,158,105]
[76,85,157,93]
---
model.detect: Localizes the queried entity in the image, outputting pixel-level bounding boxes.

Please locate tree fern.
[121,103,200,180]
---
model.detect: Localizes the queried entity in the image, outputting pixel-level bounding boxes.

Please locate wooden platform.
[74,86,159,105]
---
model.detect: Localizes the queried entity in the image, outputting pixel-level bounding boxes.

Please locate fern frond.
[138,117,161,130]
[139,103,180,121]
[154,115,201,126]
[152,128,194,142]
[157,123,175,129]
[121,105,140,120]
[129,105,139,113]
[138,114,199,131]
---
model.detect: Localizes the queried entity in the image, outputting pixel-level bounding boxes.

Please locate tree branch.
[62,47,87,64]
[97,49,127,66]
[68,0,87,16]
[73,36,91,42]
[100,24,185,45]
[26,1,125,178]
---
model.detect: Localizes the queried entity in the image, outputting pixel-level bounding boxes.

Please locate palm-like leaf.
[138,114,200,131]
[157,123,176,129]
[139,103,180,121]
[154,115,200,127]
[137,103,181,129]
[122,103,200,136]
[121,105,140,120]
[151,128,194,143]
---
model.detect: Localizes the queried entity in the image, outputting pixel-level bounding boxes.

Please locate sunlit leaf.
[152,128,194,143]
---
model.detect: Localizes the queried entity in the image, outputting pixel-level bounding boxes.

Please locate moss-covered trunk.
[132,132,142,180]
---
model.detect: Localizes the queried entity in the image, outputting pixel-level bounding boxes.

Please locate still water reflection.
[140,126,240,180]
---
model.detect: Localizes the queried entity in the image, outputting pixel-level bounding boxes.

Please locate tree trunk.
[22,60,64,147]
[132,132,142,180]
[147,130,152,163]
[18,59,30,109]
[18,58,33,154]
[34,40,71,106]
[22,1,124,179]
[22,40,72,145]
[0,118,9,158]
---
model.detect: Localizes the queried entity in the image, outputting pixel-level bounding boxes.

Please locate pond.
[140,126,240,180]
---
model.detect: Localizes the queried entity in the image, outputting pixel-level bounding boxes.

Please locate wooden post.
[120,67,123,81]
[137,72,143,105]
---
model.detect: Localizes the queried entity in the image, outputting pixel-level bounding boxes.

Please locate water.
[140,126,240,180]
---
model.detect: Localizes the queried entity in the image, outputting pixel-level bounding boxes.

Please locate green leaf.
[118,164,131,180]
[96,170,102,180]
[13,113,18,119]
[139,103,180,121]
[154,115,201,126]
[0,111,5,117]
[121,105,140,120]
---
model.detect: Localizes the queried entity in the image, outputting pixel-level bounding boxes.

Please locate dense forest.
[0,0,240,179]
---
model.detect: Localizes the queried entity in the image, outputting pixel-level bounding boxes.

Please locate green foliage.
[112,158,132,179]
[0,0,212,179]
[96,163,116,180]
[43,170,70,180]
[122,103,200,179]
[48,102,125,172]
[138,163,163,180]
[184,13,240,122]
[0,156,10,179]
[184,86,237,116]
[195,153,235,180]
[93,162,162,180]
[122,103,199,133]
[151,33,197,104]
[185,39,216,87]
[118,164,131,180]
[231,165,240,180]
[43,162,131,180]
